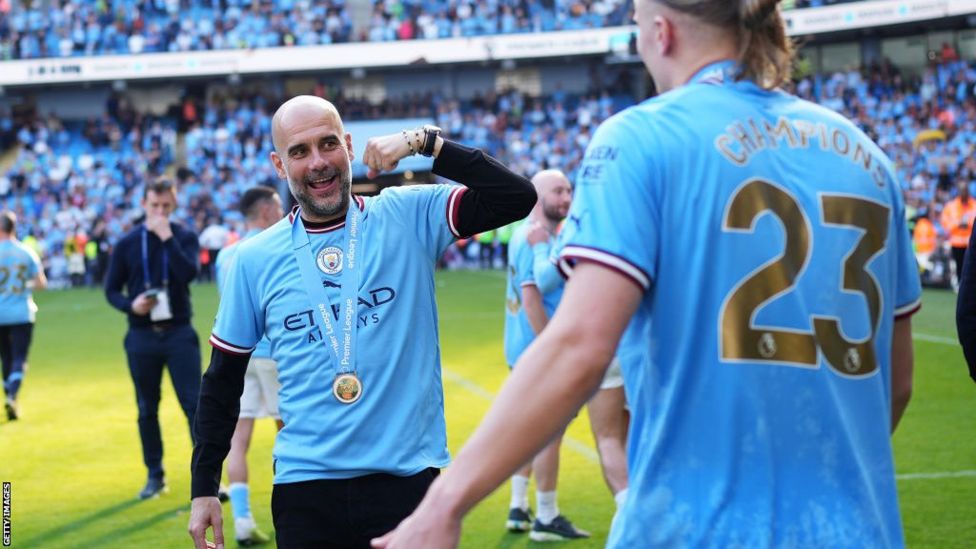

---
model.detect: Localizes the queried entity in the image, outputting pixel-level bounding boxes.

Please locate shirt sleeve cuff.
[209,334,255,356]
[445,186,466,238]
[558,245,652,291]
[894,298,922,320]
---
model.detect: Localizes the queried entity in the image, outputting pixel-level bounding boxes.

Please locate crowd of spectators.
[789,0,868,8]
[364,0,631,42]
[0,0,893,62]
[0,77,632,281]
[1,54,974,287]
[0,0,354,60]
[3,0,878,60]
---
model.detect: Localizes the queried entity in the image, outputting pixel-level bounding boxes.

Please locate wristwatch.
[420,124,441,157]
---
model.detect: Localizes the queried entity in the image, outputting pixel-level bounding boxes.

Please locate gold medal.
[332,373,363,404]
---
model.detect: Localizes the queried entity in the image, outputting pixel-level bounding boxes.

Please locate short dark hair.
[0,211,15,234]
[143,179,176,199]
[239,186,278,219]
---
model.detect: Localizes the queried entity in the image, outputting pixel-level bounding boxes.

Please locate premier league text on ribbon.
[342,206,359,367]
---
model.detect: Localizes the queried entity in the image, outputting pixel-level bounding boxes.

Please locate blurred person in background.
[0,211,47,421]
[104,179,202,500]
[214,185,285,547]
[502,170,589,541]
[940,179,976,291]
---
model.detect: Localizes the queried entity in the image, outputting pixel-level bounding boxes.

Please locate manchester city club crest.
[317,246,343,274]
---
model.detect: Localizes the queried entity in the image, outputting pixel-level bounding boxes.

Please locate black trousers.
[271,468,439,548]
[953,246,968,285]
[123,324,201,480]
[0,323,33,399]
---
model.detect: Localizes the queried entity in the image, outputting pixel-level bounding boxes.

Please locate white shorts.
[239,357,281,419]
[600,357,624,390]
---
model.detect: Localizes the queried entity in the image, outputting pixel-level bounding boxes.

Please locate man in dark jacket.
[105,178,201,500]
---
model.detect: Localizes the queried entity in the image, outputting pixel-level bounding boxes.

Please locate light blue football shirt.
[215,228,271,359]
[553,212,651,392]
[211,186,465,483]
[560,62,921,548]
[0,239,42,325]
[504,221,564,366]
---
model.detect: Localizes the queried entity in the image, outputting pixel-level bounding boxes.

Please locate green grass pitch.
[0,271,973,547]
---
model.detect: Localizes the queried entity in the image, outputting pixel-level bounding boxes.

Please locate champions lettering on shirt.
[558,61,922,548]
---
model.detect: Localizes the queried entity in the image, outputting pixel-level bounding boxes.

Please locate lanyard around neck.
[290,204,362,376]
[141,228,169,290]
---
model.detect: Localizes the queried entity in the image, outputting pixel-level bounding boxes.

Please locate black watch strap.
[421,125,441,157]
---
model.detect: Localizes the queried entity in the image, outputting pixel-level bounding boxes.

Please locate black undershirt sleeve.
[191,347,250,499]
[432,140,536,238]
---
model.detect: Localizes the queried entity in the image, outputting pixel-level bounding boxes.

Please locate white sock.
[614,488,628,509]
[510,475,530,510]
[537,490,558,524]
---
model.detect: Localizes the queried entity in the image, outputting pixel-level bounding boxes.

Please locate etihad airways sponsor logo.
[283,286,397,334]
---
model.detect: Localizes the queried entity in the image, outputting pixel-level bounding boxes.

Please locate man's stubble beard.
[291,170,352,219]
[543,201,568,225]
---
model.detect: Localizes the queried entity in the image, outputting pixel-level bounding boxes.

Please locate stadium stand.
[1,55,973,285]
[0,0,630,59]
[0,0,871,61]
[0,0,972,286]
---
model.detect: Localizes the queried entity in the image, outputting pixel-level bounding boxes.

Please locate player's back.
[0,240,40,324]
[594,73,919,547]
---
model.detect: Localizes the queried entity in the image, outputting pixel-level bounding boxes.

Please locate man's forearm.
[532,244,562,295]
[191,347,249,499]
[523,285,549,336]
[890,317,914,432]
[433,140,535,237]
[105,289,132,313]
[104,253,132,313]
[425,262,639,520]
[166,235,200,284]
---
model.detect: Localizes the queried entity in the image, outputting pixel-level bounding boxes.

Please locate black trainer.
[4,398,17,421]
[506,507,533,532]
[529,515,591,542]
[138,477,167,500]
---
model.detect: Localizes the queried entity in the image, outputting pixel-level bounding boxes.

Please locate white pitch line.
[896,470,976,480]
[442,368,496,402]
[913,333,958,346]
[442,368,600,463]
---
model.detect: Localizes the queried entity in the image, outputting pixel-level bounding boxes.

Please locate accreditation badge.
[333,373,363,404]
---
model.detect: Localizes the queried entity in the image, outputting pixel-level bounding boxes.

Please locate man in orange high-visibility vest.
[941,181,976,289]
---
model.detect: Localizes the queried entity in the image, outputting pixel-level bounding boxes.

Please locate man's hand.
[130,292,157,316]
[145,214,173,241]
[370,496,462,549]
[188,496,225,549]
[363,130,420,179]
[526,222,549,246]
